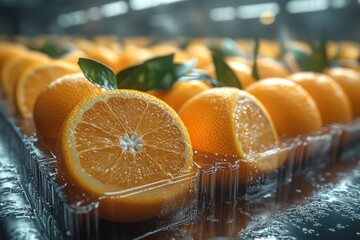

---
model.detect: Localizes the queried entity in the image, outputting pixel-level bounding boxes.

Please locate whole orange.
[287,72,352,125]
[325,67,360,118]
[246,78,323,138]
[33,73,101,139]
[148,80,212,112]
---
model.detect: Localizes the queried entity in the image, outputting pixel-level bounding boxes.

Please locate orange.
[287,72,352,125]
[60,49,89,65]
[148,80,212,112]
[60,89,193,222]
[205,57,255,89]
[178,87,279,158]
[252,57,289,79]
[1,51,49,96]
[336,41,359,61]
[246,78,323,138]
[258,39,281,58]
[185,43,212,70]
[324,67,360,118]
[15,60,80,118]
[149,43,191,63]
[0,43,27,76]
[226,60,256,88]
[116,45,152,72]
[75,40,120,72]
[33,73,101,139]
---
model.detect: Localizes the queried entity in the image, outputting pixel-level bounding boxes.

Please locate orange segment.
[60,89,193,222]
[178,87,279,158]
[15,60,80,118]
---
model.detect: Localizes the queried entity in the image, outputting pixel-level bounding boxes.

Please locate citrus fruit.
[0,43,27,76]
[252,57,289,79]
[148,80,212,112]
[15,60,80,118]
[226,60,256,88]
[206,57,255,89]
[76,40,120,72]
[336,41,359,61]
[1,51,49,96]
[287,72,352,125]
[325,67,360,118]
[178,87,279,158]
[149,43,191,63]
[246,78,323,138]
[185,43,212,69]
[258,39,280,58]
[33,73,101,139]
[60,89,193,222]
[116,45,153,72]
[60,49,89,65]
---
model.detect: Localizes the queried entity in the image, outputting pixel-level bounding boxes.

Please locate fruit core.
[119,133,143,155]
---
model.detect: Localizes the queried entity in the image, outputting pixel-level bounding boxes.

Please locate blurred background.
[0,0,359,41]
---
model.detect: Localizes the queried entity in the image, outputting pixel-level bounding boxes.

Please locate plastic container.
[0,102,199,240]
[1,97,360,239]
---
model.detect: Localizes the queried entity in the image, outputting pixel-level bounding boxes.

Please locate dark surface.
[1,128,360,240]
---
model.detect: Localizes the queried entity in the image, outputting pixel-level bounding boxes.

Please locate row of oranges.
[0,38,359,223]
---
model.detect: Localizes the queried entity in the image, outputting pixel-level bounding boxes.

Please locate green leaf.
[282,38,329,73]
[311,38,329,73]
[208,38,243,58]
[31,41,71,58]
[117,54,177,91]
[212,52,242,89]
[252,38,260,81]
[221,38,243,57]
[284,47,313,71]
[174,58,198,78]
[78,58,118,90]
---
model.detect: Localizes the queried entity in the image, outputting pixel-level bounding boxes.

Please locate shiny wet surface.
[1,130,360,239]
[148,159,360,239]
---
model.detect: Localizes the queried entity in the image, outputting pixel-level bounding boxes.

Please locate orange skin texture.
[148,80,212,112]
[33,73,101,139]
[287,72,353,125]
[246,78,323,138]
[325,67,360,118]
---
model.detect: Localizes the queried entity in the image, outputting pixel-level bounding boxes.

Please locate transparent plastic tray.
[1,97,360,239]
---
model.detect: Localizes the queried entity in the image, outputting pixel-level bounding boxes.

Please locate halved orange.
[60,89,193,222]
[1,51,49,96]
[15,60,79,118]
[178,87,279,158]
[178,87,282,178]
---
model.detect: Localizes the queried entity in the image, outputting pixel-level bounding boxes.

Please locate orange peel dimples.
[246,78,323,138]
[178,87,282,178]
[287,72,352,125]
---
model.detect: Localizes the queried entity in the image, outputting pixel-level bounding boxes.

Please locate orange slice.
[60,89,193,222]
[1,51,49,96]
[15,60,79,118]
